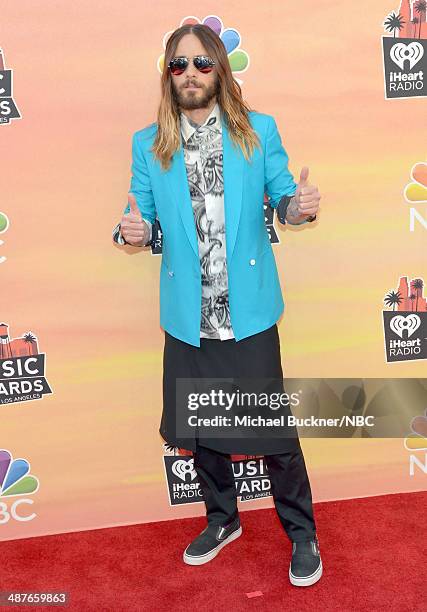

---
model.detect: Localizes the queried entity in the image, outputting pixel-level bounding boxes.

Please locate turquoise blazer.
[123,111,304,347]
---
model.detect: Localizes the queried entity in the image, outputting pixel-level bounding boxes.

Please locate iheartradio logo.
[382,276,426,363]
[381,3,426,99]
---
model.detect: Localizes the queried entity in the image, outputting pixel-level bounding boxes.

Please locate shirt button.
[250,259,256,266]
[168,270,174,277]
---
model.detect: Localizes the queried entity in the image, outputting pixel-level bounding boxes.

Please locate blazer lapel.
[221,113,244,261]
[165,144,199,258]
[165,112,244,261]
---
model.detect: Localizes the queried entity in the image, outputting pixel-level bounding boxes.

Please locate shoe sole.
[183,525,243,566]
[289,559,323,587]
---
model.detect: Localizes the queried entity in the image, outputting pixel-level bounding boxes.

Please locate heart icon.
[389,314,420,338]
[390,41,424,70]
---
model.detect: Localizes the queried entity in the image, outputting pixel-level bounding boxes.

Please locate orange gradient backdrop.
[1,1,426,541]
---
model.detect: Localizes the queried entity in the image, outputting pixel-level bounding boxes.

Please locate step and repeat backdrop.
[1,2,426,541]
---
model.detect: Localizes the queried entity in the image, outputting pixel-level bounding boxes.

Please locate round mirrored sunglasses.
[167,55,216,76]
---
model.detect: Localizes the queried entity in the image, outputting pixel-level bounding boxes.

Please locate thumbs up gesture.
[291,167,321,220]
[120,193,150,246]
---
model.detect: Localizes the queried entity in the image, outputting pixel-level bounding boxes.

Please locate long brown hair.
[151,23,262,171]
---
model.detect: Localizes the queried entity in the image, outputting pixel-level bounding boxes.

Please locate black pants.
[193,439,316,543]
[162,324,305,455]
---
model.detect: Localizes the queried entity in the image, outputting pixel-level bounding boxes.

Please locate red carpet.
[0,491,425,611]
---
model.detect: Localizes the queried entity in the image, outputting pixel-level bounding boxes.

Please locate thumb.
[298,166,309,188]
[128,192,141,217]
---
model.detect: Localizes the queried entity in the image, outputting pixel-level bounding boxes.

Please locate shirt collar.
[180,101,222,143]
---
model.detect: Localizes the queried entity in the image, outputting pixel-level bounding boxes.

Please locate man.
[113,24,322,587]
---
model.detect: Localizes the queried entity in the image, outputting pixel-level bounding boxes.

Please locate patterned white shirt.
[180,102,234,340]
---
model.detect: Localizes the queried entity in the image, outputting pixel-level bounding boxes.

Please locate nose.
[185,61,197,78]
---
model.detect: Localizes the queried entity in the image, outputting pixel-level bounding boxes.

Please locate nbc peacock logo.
[403,161,427,230]
[404,409,427,476]
[0,449,39,524]
[0,322,53,405]
[157,15,249,82]
[0,210,9,264]
[381,1,427,99]
[404,408,427,450]
[0,449,39,497]
[382,275,427,362]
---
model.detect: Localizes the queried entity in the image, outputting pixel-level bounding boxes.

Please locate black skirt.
[160,323,300,455]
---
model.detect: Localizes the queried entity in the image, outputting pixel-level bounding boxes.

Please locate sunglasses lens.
[194,57,214,73]
[169,58,188,75]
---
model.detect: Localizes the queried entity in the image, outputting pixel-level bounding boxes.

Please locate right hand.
[120,193,149,246]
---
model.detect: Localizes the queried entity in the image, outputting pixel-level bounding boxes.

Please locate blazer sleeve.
[123,132,157,225]
[264,115,298,209]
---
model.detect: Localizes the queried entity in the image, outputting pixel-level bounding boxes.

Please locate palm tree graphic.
[23,332,38,354]
[409,293,416,310]
[164,443,180,455]
[383,11,405,37]
[384,290,403,311]
[412,17,419,37]
[411,278,424,311]
[414,1,427,38]
[411,17,419,37]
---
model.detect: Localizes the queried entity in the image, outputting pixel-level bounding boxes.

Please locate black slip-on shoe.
[183,516,242,566]
[289,535,323,587]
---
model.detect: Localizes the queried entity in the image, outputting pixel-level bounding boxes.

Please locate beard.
[172,75,220,111]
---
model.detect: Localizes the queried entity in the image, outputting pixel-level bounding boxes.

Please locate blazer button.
[250,259,256,266]
[168,270,174,277]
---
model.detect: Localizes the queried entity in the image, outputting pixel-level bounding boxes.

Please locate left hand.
[293,167,321,218]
